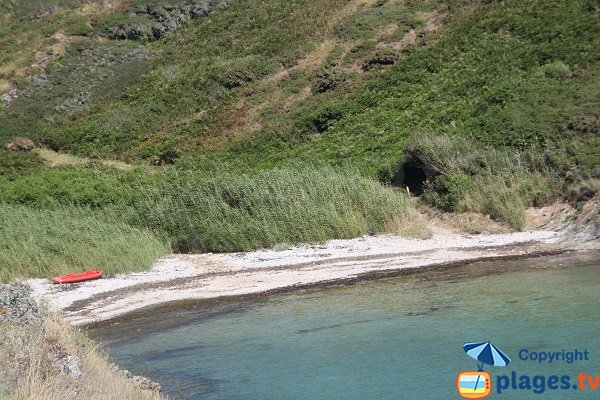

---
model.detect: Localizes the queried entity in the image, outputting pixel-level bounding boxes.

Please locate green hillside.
[0,0,598,280]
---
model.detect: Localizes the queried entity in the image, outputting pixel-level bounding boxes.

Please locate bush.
[413,134,561,229]
[0,168,147,208]
[364,49,400,69]
[0,152,43,179]
[536,61,572,80]
[63,21,91,36]
[312,67,346,93]
[210,57,272,89]
[422,173,472,211]
[307,102,346,133]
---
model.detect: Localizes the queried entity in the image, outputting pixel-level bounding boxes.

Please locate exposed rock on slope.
[104,0,229,41]
[0,282,42,327]
[0,283,162,398]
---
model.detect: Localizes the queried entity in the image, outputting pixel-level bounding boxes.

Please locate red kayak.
[51,270,104,284]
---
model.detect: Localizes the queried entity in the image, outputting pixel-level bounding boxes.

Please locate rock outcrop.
[3,137,35,152]
[104,0,229,41]
[1,85,18,108]
[0,283,161,393]
[111,364,162,392]
[0,282,43,327]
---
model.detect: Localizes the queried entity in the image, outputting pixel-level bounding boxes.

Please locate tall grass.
[135,168,409,252]
[0,204,168,282]
[408,133,562,229]
[0,168,408,281]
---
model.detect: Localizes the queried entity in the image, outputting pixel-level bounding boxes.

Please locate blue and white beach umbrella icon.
[463,341,511,371]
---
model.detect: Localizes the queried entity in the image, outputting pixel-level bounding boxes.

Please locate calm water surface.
[95,254,600,399]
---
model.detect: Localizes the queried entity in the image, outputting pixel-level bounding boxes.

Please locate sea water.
[96,255,600,399]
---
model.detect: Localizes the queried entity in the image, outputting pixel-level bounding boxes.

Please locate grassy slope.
[2,0,596,169]
[0,0,442,158]
[204,0,599,173]
[0,0,598,280]
[0,0,132,94]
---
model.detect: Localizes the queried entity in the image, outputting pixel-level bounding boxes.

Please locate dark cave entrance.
[393,162,430,196]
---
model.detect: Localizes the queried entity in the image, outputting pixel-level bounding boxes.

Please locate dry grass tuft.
[33,148,135,171]
[0,308,164,400]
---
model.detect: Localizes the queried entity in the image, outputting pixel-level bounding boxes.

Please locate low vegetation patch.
[402,133,562,229]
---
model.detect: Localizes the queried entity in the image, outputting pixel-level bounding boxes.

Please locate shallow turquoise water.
[98,256,600,399]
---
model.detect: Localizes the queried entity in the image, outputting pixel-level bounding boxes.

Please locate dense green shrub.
[414,134,562,229]
[536,61,572,80]
[423,173,472,212]
[0,167,148,208]
[364,49,400,69]
[312,67,346,93]
[0,152,43,179]
[211,57,273,89]
[63,19,91,36]
[306,101,347,133]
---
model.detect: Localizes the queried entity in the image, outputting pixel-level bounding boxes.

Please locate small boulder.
[4,137,35,152]
[1,86,18,108]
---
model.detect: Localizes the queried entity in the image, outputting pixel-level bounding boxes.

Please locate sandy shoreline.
[27,229,591,327]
